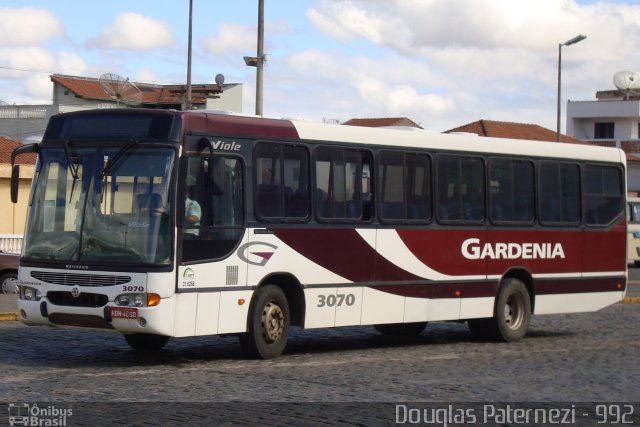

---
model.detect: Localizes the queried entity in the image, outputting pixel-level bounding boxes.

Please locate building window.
[594,122,614,139]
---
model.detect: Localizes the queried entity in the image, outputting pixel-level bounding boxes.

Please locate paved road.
[0,303,638,426]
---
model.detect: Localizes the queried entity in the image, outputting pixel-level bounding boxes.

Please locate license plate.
[110,307,138,319]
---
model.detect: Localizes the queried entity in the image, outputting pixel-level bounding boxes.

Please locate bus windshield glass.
[23,145,175,265]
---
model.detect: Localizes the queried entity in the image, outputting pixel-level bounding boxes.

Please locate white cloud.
[352,76,454,117]
[302,0,640,131]
[281,49,454,126]
[308,0,640,53]
[88,13,175,51]
[199,24,256,56]
[56,52,88,76]
[25,74,54,100]
[134,69,159,83]
[0,7,64,47]
[0,47,56,79]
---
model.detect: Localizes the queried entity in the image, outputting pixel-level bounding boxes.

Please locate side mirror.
[197,138,225,195]
[210,156,225,195]
[10,164,20,203]
[10,143,39,203]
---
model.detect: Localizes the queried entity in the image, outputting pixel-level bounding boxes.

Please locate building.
[0,136,35,234]
[0,74,243,142]
[567,85,640,193]
[567,89,640,147]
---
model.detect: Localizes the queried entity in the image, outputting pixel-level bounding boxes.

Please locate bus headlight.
[21,287,42,301]
[114,293,160,307]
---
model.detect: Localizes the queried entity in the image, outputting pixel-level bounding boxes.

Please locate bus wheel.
[472,278,531,342]
[124,333,170,351]
[239,285,290,359]
[374,322,427,336]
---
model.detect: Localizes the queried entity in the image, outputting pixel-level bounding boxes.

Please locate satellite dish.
[613,71,640,99]
[215,74,225,85]
[99,73,143,106]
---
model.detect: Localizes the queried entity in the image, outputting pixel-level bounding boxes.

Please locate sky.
[1,0,639,133]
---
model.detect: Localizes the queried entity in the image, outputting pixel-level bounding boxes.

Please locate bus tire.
[374,322,427,336]
[124,333,170,351]
[476,278,531,342]
[239,285,290,359]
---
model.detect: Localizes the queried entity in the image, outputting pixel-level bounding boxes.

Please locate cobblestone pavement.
[0,304,638,426]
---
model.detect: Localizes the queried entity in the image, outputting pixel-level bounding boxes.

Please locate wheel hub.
[261,302,284,343]
[504,294,524,330]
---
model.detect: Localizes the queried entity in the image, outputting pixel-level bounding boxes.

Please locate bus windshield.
[23,144,175,265]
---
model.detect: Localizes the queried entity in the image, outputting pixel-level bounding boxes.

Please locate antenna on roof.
[613,71,640,100]
[99,73,143,106]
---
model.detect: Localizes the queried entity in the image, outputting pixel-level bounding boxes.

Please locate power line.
[0,65,56,74]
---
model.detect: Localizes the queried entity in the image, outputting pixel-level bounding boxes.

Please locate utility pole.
[256,0,264,116]
[186,0,193,110]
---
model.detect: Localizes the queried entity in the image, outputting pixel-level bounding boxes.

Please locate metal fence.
[0,234,22,254]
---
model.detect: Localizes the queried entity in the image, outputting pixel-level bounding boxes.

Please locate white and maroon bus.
[11,109,627,358]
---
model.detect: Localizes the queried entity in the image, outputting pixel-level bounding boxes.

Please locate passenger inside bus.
[184,187,201,239]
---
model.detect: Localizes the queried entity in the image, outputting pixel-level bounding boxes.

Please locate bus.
[627,197,640,265]
[10,109,627,359]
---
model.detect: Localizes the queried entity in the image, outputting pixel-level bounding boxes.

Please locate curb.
[622,296,640,304]
[0,312,17,321]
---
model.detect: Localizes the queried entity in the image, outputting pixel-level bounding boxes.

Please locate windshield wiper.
[101,139,139,178]
[62,139,80,203]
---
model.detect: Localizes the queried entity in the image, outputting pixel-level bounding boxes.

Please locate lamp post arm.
[557,43,562,142]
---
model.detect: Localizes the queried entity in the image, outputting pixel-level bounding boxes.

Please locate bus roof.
[45,109,625,165]
[290,119,626,164]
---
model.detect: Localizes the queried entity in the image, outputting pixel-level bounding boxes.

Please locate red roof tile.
[0,136,36,165]
[445,119,586,144]
[51,74,222,106]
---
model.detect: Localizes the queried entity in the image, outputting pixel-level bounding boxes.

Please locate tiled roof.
[0,136,36,164]
[445,119,586,144]
[343,117,423,129]
[51,74,223,106]
[445,119,640,162]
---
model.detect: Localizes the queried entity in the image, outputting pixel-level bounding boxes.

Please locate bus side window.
[182,156,244,262]
[255,142,310,221]
[489,158,534,224]
[314,147,369,222]
[585,164,624,226]
[378,151,431,223]
[539,162,580,225]
[436,155,484,223]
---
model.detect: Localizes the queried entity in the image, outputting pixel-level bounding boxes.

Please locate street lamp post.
[556,34,586,142]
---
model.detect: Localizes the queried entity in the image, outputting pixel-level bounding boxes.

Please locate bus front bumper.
[17,296,177,337]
